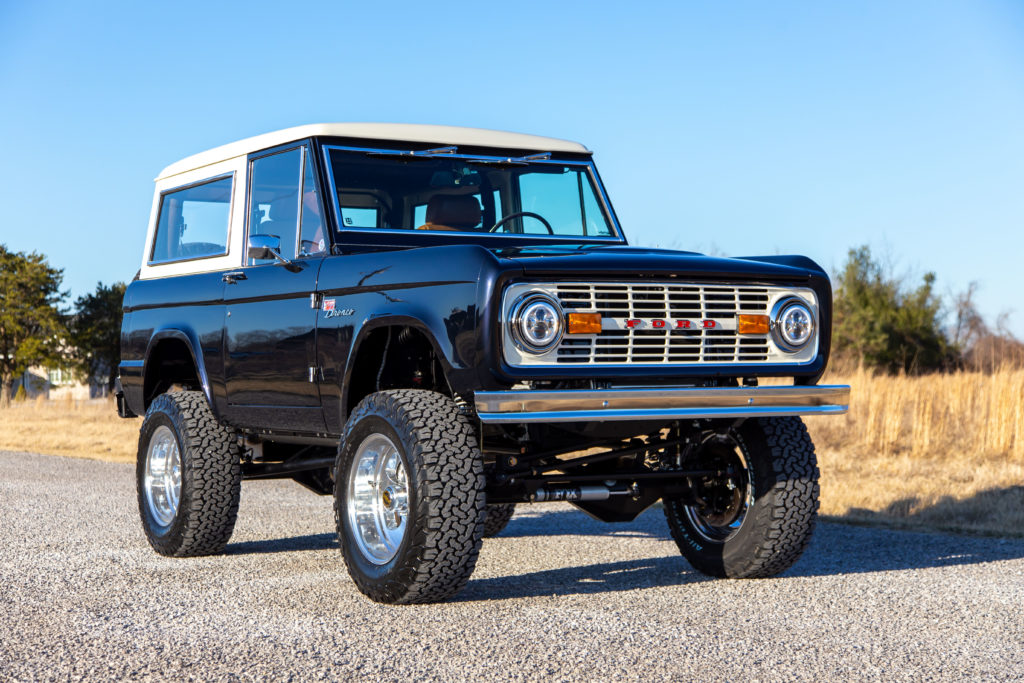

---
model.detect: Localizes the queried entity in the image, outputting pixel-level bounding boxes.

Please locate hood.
[491,244,826,282]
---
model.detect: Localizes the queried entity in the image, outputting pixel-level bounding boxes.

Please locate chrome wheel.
[684,436,754,543]
[346,433,410,565]
[144,425,182,529]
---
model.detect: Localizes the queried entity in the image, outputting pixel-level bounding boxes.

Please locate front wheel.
[664,416,819,578]
[335,390,486,604]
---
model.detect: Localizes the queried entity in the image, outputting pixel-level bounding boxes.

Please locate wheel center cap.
[382,487,395,509]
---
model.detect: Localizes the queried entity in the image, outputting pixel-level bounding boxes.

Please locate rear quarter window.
[150,175,233,263]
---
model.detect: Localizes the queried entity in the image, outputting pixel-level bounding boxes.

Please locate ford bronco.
[117,124,850,603]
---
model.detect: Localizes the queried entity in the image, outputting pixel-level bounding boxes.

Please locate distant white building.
[11,366,106,401]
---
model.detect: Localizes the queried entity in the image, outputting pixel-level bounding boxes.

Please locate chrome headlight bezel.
[509,292,564,354]
[771,296,815,352]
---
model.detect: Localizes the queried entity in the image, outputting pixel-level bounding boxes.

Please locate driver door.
[222,144,328,433]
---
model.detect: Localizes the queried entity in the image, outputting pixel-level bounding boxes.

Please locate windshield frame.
[321,143,626,247]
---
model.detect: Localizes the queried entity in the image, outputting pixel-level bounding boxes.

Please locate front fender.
[315,244,502,433]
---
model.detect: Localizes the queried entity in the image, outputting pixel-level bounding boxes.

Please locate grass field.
[2,369,1022,536]
[807,365,1024,536]
[0,396,140,463]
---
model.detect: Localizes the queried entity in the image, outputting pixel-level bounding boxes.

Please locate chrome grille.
[553,283,772,365]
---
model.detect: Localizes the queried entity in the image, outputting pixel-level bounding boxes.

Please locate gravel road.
[2,450,1023,682]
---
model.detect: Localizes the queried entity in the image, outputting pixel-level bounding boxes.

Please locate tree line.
[832,245,1023,374]
[2,242,1020,405]
[0,245,124,404]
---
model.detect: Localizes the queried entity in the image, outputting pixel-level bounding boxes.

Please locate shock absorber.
[529,484,649,502]
[531,485,611,502]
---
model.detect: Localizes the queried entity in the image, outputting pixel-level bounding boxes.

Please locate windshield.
[326,147,618,240]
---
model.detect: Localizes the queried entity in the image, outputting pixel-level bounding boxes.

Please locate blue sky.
[2,1,1022,336]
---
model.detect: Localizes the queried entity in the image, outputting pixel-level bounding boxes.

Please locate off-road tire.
[483,503,516,538]
[334,390,486,604]
[664,416,819,578]
[136,391,241,557]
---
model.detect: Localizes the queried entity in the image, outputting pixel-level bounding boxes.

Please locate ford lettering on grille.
[624,319,719,329]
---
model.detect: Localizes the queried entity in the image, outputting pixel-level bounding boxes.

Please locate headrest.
[425,194,481,230]
[268,196,298,223]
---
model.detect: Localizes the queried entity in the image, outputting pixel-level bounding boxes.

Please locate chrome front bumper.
[474,385,851,424]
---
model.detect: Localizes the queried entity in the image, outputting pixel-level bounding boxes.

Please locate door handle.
[222,270,247,284]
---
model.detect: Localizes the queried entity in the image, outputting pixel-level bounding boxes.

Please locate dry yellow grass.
[0,395,140,463]
[807,365,1024,536]
[2,369,1022,536]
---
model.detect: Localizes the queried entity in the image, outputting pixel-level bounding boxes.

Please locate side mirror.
[247,234,282,261]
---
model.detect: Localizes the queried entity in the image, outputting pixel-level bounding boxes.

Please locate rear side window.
[341,206,378,229]
[151,176,233,263]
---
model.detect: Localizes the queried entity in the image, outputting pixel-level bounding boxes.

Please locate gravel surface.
[2,449,1023,682]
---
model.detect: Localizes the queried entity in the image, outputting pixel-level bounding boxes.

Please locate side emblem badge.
[323,299,354,318]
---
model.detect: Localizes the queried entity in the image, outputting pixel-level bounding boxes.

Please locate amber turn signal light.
[738,314,770,335]
[567,313,603,334]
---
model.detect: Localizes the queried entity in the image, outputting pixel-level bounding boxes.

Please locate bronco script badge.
[322,299,354,318]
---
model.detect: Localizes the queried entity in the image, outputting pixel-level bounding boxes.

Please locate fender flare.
[143,328,216,413]
[340,314,455,424]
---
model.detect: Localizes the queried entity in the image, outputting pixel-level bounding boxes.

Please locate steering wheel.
[488,211,554,235]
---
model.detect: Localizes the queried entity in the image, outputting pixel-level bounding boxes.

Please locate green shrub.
[833,246,958,374]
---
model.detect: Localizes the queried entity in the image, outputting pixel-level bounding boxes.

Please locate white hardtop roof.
[157,123,591,180]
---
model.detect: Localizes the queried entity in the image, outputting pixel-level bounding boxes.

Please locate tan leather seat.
[416,194,481,231]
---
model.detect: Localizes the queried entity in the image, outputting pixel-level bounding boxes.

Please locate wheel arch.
[142,328,215,414]
[340,315,456,425]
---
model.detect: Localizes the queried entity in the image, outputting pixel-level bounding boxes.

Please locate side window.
[339,207,378,229]
[249,148,301,264]
[490,189,502,226]
[580,177,607,236]
[150,176,232,263]
[298,151,326,256]
[338,191,389,230]
[518,169,612,236]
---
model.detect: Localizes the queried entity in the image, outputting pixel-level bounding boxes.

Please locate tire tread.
[664,416,819,578]
[483,503,516,538]
[137,391,241,557]
[335,389,485,604]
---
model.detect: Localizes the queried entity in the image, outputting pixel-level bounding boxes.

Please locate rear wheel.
[136,391,241,557]
[335,390,486,604]
[664,417,819,578]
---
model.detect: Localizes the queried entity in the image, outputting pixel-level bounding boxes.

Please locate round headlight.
[772,298,814,351]
[511,294,563,353]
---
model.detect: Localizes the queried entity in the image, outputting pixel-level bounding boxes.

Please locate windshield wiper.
[363,148,555,166]
[367,146,459,159]
[512,152,552,161]
[458,152,553,167]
